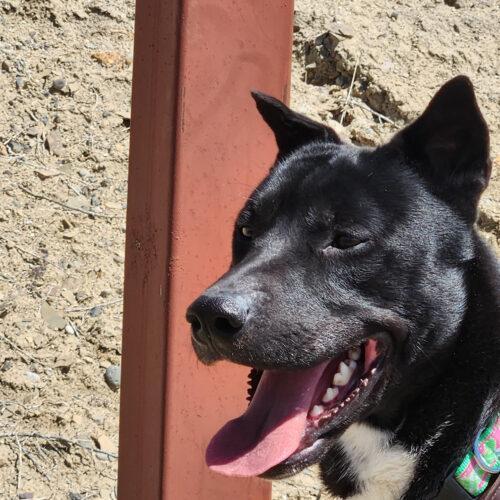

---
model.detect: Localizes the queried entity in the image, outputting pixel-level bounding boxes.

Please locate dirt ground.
[0,0,498,499]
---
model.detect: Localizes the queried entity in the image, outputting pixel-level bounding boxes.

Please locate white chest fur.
[339,422,417,500]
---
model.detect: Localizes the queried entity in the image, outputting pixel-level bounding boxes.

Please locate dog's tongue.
[206,362,328,477]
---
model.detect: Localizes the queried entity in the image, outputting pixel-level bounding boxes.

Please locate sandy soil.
[0,0,498,499]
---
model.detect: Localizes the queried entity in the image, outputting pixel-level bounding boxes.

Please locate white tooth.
[371,368,377,375]
[340,402,345,408]
[339,361,351,377]
[322,387,339,404]
[361,378,369,386]
[348,348,361,360]
[333,407,339,414]
[345,396,351,403]
[333,372,348,386]
[309,405,324,418]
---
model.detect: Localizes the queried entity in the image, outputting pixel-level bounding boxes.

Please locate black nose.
[186,294,247,344]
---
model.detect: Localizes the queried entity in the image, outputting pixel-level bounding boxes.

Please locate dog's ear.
[251,91,340,158]
[391,75,490,222]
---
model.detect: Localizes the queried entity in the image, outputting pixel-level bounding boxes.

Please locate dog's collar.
[437,414,499,499]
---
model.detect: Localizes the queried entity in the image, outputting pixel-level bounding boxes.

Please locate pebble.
[9,140,24,154]
[90,195,101,207]
[15,76,25,90]
[52,78,66,91]
[26,125,43,137]
[45,130,63,156]
[18,494,34,500]
[25,371,41,384]
[68,493,83,500]
[89,306,103,317]
[65,324,75,335]
[75,291,88,303]
[77,168,91,178]
[104,364,121,391]
[1,60,11,72]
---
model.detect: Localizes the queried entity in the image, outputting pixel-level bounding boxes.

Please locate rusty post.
[118,0,293,498]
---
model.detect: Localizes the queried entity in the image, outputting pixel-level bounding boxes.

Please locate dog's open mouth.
[206,338,385,477]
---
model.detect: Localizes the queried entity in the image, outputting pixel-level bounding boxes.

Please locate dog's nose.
[186,294,247,344]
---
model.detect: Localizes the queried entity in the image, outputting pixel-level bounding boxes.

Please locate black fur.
[187,76,500,499]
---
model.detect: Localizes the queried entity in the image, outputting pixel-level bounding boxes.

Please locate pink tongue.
[206,362,329,477]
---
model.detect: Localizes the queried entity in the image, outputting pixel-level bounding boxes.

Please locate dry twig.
[0,432,118,459]
[18,184,115,219]
[65,298,122,313]
[350,98,396,125]
[340,54,361,126]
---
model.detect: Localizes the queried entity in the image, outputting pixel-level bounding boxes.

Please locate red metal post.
[118,1,293,499]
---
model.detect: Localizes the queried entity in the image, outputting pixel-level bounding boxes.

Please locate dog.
[186,76,500,499]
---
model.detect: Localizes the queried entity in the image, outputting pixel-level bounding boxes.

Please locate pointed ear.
[391,76,490,222]
[251,91,341,158]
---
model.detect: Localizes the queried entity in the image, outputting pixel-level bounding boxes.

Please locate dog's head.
[186,76,491,478]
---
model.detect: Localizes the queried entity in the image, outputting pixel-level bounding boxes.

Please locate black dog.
[186,76,500,499]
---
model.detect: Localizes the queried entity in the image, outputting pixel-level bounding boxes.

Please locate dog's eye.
[329,234,366,250]
[240,226,253,238]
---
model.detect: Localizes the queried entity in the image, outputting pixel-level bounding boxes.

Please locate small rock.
[90,195,101,207]
[1,60,12,72]
[1,359,13,372]
[69,493,83,500]
[26,125,43,137]
[104,365,121,391]
[75,291,88,303]
[89,306,103,317]
[51,78,66,91]
[65,324,75,335]
[45,130,63,156]
[8,141,24,154]
[389,10,399,20]
[77,168,91,178]
[41,301,67,330]
[15,76,24,90]
[25,371,41,384]
[93,433,117,454]
[18,493,34,499]
[34,167,61,180]
[0,143,8,156]
[91,51,130,68]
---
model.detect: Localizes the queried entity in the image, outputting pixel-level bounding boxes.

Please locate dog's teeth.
[361,378,369,386]
[340,402,345,408]
[354,387,360,394]
[371,368,377,375]
[345,396,351,403]
[348,348,361,360]
[333,372,348,386]
[332,407,339,414]
[322,387,339,404]
[339,361,351,376]
[310,405,324,418]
